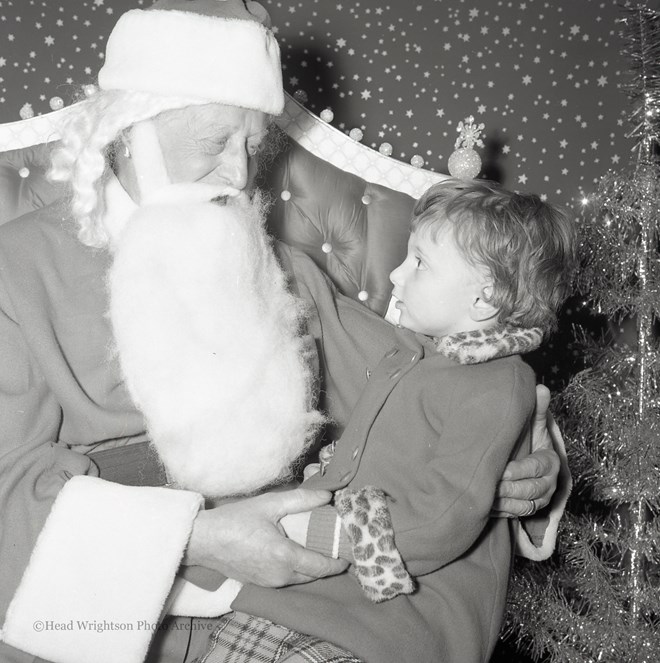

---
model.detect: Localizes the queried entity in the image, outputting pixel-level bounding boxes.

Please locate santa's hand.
[491,385,560,518]
[183,489,348,587]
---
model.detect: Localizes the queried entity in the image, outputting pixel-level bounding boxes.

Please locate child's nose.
[389,264,403,287]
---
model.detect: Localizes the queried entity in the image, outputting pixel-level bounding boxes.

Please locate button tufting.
[321,242,333,254]
[361,194,372,205]
[357,290,368,301]
[18,167,30,179]
[280,190,291,201]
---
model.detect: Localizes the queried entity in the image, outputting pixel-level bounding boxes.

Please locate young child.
[197,179,576,663]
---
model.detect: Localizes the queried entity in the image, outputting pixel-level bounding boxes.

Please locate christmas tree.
[504,5,660,662]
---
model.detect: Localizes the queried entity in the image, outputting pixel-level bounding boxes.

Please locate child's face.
[389,226,487,338]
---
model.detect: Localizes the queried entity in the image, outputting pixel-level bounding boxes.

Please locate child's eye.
[415,256,426,270]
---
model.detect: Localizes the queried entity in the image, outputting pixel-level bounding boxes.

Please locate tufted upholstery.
[0,142,66,225]
[263,134,415,315]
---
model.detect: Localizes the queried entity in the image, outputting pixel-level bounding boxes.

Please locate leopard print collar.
[435,325,543,365]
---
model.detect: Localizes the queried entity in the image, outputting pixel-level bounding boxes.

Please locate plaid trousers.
[195,611,364,663]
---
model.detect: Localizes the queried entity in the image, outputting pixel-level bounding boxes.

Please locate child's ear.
[470,284,500,322]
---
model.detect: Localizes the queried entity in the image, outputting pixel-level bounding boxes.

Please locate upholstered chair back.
[0,142,65,225]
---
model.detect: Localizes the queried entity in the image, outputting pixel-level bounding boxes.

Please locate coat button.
[366,368,371,379]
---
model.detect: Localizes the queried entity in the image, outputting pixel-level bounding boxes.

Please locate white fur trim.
[0,476,202,663]
[98,10,284,115]
[515,415,572,561]
[167,578,242,618]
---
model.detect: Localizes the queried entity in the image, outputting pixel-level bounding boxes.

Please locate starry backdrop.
[0,0,656,390]
[0,0,651,209]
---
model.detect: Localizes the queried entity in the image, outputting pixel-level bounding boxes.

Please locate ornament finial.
[448,115,485,179]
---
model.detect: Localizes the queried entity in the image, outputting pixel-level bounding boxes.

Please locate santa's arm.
[0,300,202,663]
[511,413,571,560]
[1,478,202,663]
[492,383,570,559]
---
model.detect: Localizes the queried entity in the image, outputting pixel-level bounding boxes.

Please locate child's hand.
[280,510,312,547]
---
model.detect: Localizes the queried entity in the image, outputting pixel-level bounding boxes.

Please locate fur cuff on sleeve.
[0,476,202,663]
[335,486,414,602]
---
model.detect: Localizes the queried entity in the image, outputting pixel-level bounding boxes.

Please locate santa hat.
[98,0,284,115]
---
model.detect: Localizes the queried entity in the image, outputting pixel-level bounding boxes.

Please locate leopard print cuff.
[335,486,414,602]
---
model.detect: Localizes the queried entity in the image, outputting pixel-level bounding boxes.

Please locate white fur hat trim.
[98,9,284,115]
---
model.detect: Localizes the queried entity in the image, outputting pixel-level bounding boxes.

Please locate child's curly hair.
[411,178,577,332]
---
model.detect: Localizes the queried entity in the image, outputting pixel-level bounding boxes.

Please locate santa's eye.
[199,136,228,155]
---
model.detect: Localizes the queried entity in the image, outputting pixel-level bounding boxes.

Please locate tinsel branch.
[506,555,660,662]
[505,6,660,660]
[620,4,660,161]
[577,163,660,318]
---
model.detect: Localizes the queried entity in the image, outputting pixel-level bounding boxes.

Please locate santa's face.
[135,103,269,193]
[157,103,268,192]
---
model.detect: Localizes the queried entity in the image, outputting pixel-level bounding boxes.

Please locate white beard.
[107,189,323,497]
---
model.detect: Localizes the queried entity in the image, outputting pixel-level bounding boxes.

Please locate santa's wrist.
[306,506,353,561]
